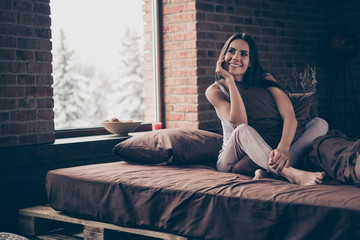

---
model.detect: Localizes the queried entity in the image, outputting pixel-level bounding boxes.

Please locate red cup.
[152,122,162,130]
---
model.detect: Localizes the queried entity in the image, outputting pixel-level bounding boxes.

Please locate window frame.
[52,0,163,139]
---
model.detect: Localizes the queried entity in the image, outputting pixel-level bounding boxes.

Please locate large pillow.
[288,92,316,124]
[113,128,223,165]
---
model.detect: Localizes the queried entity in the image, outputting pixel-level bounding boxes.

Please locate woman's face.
[224,39,250,81]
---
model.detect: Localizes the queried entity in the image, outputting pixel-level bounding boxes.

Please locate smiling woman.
[50,0,159,131]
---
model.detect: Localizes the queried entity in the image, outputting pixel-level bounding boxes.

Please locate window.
[50,0,159,133]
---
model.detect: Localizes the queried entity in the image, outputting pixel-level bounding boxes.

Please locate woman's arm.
[267,86,297,171]
[205,56,247,126]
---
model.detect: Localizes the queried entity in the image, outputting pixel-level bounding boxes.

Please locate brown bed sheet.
[46,162,360,240]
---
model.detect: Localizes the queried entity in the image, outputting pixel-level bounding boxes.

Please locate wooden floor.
[19,206,189,240]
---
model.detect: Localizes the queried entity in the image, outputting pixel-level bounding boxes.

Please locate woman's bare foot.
[253,169,273,180]
[281,167,326,186]
[253,169,265,180]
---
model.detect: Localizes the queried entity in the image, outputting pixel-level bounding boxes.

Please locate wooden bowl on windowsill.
[101,120,142,136]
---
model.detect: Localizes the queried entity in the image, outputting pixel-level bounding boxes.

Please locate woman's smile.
[229,63,242,68]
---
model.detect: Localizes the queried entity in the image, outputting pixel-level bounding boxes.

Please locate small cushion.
[113,128,223,165]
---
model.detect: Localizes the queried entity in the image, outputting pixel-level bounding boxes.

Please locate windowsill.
[54,124,152,139]
[1,131,151,168]
[54,134,128,144]
[54,131,151,145]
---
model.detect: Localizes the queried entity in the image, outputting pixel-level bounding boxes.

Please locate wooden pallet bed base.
[18,206,188,240]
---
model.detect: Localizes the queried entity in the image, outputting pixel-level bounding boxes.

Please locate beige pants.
[217,124,277,174]
[217,118,329,174]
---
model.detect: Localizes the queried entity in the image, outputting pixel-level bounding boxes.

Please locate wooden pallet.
[19,206,188,240]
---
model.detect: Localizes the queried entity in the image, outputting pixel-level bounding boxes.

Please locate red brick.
[18,74,36,85]
[184,32,197,40]
[196,2,215,12]
[17,50,35,61]
[173,50,196,59]
[163,5,183,15]
[18,98,36,109]
[173,104,198,112]
[164,59,184,68]
[36,75,53,85]
[27,62,52,74]
[38,132,55,144]
[171,86,198,94]
[0,0,13,10]
[2,123,28,134]
[0,24,34,37]
[36,120,54,132]
[25,86,37,97]
[35,28,51,39]
[19,134,38,145]
[0,74,16,85]
[163,24,184,33]
[0,86,25,97]
[0,62,27,73]
[38,110,54,120]
[11,110,37,121]
[165,112,185,121]
[18,38,51,50]
[14,1,32,12]
[0,112,10,121]
[164,42,184,51]
[0,11,17,23]
[19,14,51,27]
[33,3,51,15]
[36,86,53,97]
[183,58,196,67]
[183,77,197,85]
[0,99,17,110]
[0,49,16,60]
[185,112,198,121]
[35,51,52,62]
[183,2,196,11]
[166,121,198,129]
[37,98,53,108]
[0,36,16,48]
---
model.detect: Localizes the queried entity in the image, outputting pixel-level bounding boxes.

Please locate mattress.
[46,161,360,240]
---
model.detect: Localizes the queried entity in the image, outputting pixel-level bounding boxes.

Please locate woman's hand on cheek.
[216,56,233,80]
[268,148,290,172]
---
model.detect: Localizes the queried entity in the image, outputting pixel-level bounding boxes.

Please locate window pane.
[50,0,156,129]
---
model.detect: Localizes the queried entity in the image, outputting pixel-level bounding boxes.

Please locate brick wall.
[157,0,359,137]
[1,0,360,148]
[160,0,198,129]
[196,0,335,132]
[0,0,54,146]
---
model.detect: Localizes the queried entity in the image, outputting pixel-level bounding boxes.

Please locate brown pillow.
[113,128,223,165]
[288,92,316,124]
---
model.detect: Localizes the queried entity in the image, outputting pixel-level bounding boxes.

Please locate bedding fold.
[306,129,360,186]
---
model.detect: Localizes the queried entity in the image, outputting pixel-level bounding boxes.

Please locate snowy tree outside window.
[50,0,153,129]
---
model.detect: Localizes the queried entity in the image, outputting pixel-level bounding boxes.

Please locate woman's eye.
[241,52,248,56]
[228,49,235,54]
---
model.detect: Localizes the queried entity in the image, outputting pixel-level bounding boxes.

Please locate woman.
[206,33,328,185]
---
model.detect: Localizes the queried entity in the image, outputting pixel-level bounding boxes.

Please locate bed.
[45,128,360,240]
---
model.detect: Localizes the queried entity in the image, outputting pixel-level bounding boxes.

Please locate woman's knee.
[234,123,253,135]
[308,117,329,135]
[216,159,231,172]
